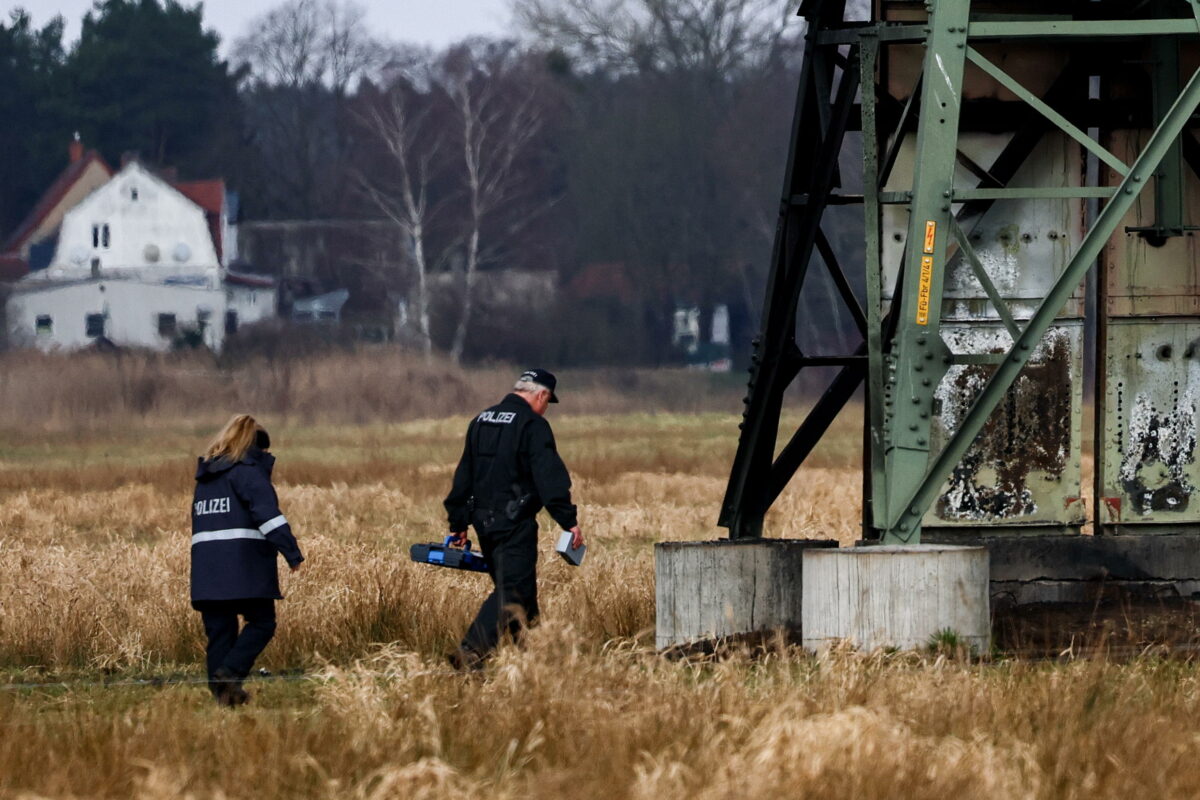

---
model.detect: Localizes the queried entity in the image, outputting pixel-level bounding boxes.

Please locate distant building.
[674,303,732,372]
[0,136,113,275]
[237,219,560,346]
[237,219,390,318]
[292,289,350,323]
[6,161,274,352]
[174,178,239,268]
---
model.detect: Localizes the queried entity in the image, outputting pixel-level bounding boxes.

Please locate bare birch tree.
[444,48,547,364]
[357,84,443,360]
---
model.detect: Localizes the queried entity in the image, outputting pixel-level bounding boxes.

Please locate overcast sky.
[6,0,514,51]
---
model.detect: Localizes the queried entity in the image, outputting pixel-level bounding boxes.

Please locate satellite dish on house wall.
[144,244,160,262]
[173,242,191,263]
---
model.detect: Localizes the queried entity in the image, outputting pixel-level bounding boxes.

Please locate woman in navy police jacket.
[192,414,304,706]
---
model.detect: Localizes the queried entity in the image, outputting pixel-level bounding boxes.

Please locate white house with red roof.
[174,177,238,268]
[5,160,275,352]
[0,136,113,281]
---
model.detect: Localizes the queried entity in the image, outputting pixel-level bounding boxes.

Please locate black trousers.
[461,516,540,656]
[193,599,277,689]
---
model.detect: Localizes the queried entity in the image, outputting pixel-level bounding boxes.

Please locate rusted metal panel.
[880,2,1071,105]
[880,130,1087,531]
[1103,129,1200,317]
[886,41,1068,105]
[926,321,1085,528]
[1097,125,1200,531]
[883,132,1086,317]
[1098,320,1200,526]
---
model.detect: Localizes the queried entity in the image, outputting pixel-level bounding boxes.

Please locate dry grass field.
[2,352,1200,799]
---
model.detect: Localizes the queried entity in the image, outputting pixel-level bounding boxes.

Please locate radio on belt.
[410,536,490,573]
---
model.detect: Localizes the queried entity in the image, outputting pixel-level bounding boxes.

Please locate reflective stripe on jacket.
[191,447,304,602]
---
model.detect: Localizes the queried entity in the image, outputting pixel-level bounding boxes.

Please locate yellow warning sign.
[923,220,937,254]
[916,255,934,325]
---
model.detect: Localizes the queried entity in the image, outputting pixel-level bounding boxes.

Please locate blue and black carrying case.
[410,536,490,573]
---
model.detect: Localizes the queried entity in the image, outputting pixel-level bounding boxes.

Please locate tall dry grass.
[0,410,854,671]
[0,367,1192,799]
[5,634,1200,798]
[0,349,748,429]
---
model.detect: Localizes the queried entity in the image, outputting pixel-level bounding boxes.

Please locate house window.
[35,315,52,335]
[196,309,211,331]
[85,313,105,338]
[90,257,100,277]
[92,225,99,248]
[157,313,177,337]
[101,224,110,249]
[225,310,238,335]
[130,187,138,201]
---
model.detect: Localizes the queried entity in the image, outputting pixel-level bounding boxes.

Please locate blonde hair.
[203,414,264,462]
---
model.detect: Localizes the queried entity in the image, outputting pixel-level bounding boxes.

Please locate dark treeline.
[0,1,240,233]
[0,0,862,366]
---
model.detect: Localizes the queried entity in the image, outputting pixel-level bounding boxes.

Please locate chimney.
[68,132,83,164]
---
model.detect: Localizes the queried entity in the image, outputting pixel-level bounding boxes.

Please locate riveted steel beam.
[948,218,1021,341]
[968,19,1200,39]
[816,18,1200,46]
[882,61,1200,539]
[954,187,1115,200]
[718,0,860,539]
[880,71,923,189]
[879,0,972,541]
[1150,32,1185,235]
[861,32,888,533]
[965,46,1130,176]
[723,0,1200,550]
[815,228,868,336]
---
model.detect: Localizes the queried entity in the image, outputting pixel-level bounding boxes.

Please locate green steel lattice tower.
[721,0,1200,550]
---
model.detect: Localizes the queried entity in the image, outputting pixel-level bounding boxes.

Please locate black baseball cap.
[519,368,559,402]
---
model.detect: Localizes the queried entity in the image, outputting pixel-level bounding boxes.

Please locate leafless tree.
[236,0,381,93]
[510,0,808,360]
[356,85,444,360]
[354,44,550,364]
[443,47,547,364]
[235,0,385,217]
[511,0,804,75]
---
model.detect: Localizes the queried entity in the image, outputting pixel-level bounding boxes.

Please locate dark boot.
[447,647,485,672]
[212,667,249,707]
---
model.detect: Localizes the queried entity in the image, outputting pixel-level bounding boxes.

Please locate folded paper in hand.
[556,530,586,566]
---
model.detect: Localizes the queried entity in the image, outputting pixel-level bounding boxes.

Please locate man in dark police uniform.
[444,368,584,668]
